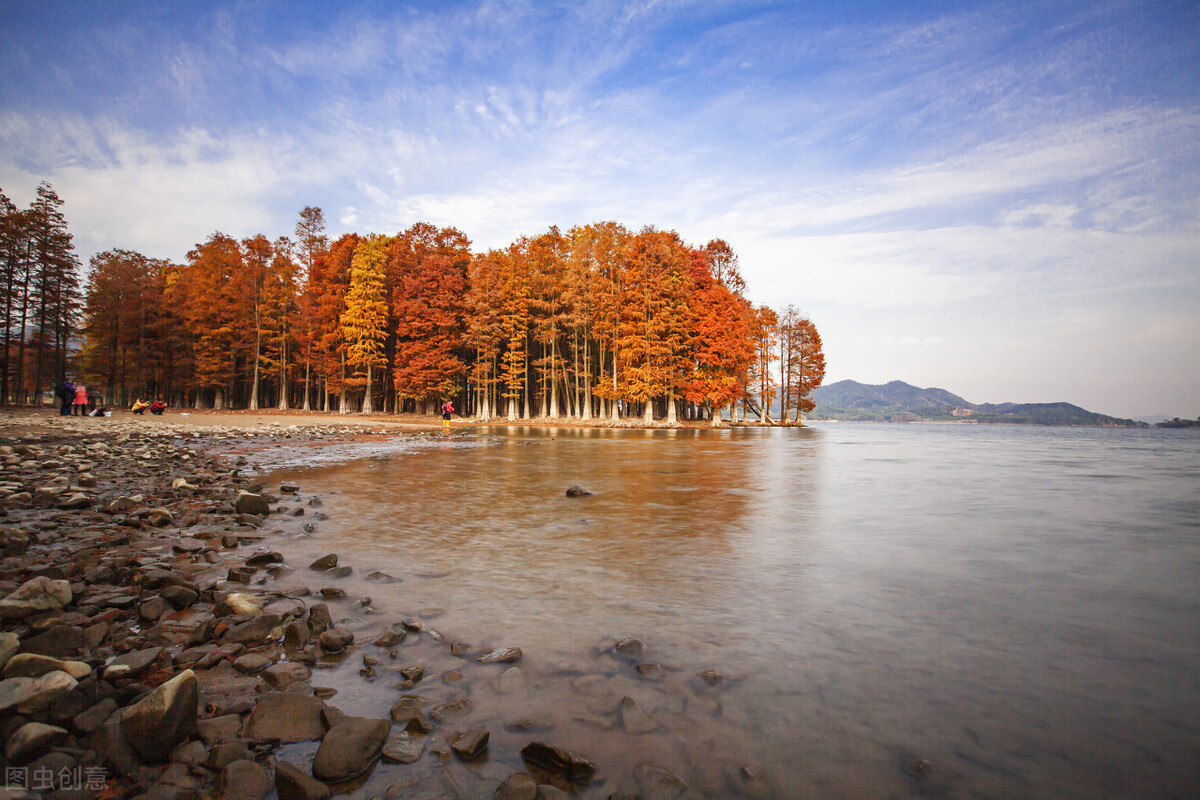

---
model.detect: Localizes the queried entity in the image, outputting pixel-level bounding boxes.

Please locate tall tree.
[341,235,389,413]
[294,207,329,410]
[788,315,826,424]
[182,233,243,408]
[684,247,752,426]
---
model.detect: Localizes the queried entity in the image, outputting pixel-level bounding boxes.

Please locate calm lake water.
[267,423,1200,799]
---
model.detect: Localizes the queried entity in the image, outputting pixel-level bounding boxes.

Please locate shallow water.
[266,423,1200,798]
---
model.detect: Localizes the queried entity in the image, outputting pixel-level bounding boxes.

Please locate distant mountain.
[811,380,1146,427]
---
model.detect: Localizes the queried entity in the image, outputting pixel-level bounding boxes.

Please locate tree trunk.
[362,364,374,413]
[666,390,677,424]
[302,362,311,411]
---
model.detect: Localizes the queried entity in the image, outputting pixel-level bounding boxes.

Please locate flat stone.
[244,692,327,743]
[263,661,311,689]
[161,585,199,609]
[565,485,592,497]
[140,596,170,622]
[105,646,163,678]
[520,742,597,782]
[498,666,527,694]
[219,759,273,800]
[225,614,282,644]
[430,697,471,721]
[478,646,522,664]
[309,554,337,571]
[17,670,77,714]
[245,551,283,567]
[275,761,331,800]
[73,697,119,734]
[221,593,263,616]
[0,677,37,713]
[324,566,353,579]
[120,669,199,763]
[3,653,91,680]
[311,717,390,783]
[0,576,72,619]
[5,722,69,764]
[319,587,346,599]
[146,508,175,527]
[206,741,253,770]
[265,598,305,618]
[17,625,88,658]
[614,637,645,657]
[494,772,537,800]
[233,653,272,673]
[234,491,270,516]
[196,714,244,745]
[450,728,489,760]
[381,729,426,764]
[635,663,664,680]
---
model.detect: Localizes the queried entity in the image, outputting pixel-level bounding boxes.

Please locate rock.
[0,677,36,713]
[478,646,522,664]
[171,739,209,767]
[120,669,198,762]
[58,492,92,509]
[245,551,283,567]
[140,596,170,622]
[3,653,90,680]
[381,729,426,763]
[318,627,353,653]
[275,761,332,800]
[565,484,592,497]
[280,481,300,493]
[104,646,162,678]
[324,566,353,579]
[389,696,422,723]
[520,742,597,782]
[400,665,425,683]
[535,785,571,800]
[221,592,263,616]
[430,697,471,721]
[262,661,311,689]
[0,632,18,671]
[172,538,204,554]
[494,772,537,800]
[498,666,527,694]
[373,625,407,647]
[71,696,119,735]
[450,728,489,760]
[146,508,175,527]
[0,576,72,619]
[207,741,253,770]
[219,759,273,800]
[319,587,346,599]
[19,624,88,658]
[614,637,645,657]
[5,722,69,764]
[265,598,306,618]
[619,696,657,734]
[307,603,332,635]
[16,670,77,714]
[311,717,390,783]
[634,764,692,799]
[233,653,272,673]
[161,585,199,609]
[283,620,310,648]
[635,663,664,680]
[196,714,244,746]
[244,692,328,743]
[234,491,270,516]
[309,554,338,571]
[698,669,724,686]
[225,614,282,644]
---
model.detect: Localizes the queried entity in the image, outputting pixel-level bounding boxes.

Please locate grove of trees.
[5,188,826,424]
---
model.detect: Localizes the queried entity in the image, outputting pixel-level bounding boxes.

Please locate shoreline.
[0,410,738,799]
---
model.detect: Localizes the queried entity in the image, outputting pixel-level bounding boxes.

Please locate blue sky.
[2,0,1197,418]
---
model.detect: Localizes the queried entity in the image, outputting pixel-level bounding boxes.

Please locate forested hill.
[811,380,1145,427]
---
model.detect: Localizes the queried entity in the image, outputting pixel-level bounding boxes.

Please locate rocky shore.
[0,412,743,800]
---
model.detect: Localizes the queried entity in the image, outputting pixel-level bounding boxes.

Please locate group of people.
[131,398,167,415]
[53,380,101,416]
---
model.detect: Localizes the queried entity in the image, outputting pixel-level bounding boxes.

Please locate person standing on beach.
[55,379,74,416]
[73,383,88,416]
[441,399,454,431]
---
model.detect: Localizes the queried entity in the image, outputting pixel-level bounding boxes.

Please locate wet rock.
[207,741,253,770]
[619,696,657,734]
[234,491,270,516]
[244,692,328,743]
[275,761,332,800]
[450,642,473,657]
[372,626,407,647]
[245,551,283,567]
[430,697,472,721]
[284,620,310,648]
[309,554,338,571]
[520,742,597,782]
[498,666,527,694]
[381,729,426,764]
[220,592,263,616]
[161,584,199,609]
[219,759,273,800]
[58,492,92,509]
[311,716,390,783]
[634,764,692,799]
[225,614,282,644]
[635,663,664,680]
[0,576,72,619]
[5,721,69,764]
[3,653,90,680]
[280,482,300,493]
[172,538,204,554]
[265,598,306,618]
[233,653,272,673]
[262,661,311,689]
[443,669,464,684]
[318,627,353,653]
[307,604,333,635]
[324,566,353,579]
[366,570,394,581]
[319,587,346,599]
[565,485,592,497]
[614,637,645,657]
[146,508,175,527]
[104,646,163,679]
[140,596,170,622]
[399,665,425,683]
[389,696,423,723]
[451,728,489,760]
[698,669,724,686]
[119,668,199,763]
[494,772,538,800]
[478,646,522,664]
[196,714,244,746]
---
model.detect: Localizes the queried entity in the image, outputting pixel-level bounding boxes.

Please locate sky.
[1,0,1197,419]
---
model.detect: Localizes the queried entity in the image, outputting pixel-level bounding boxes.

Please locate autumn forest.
[1,185,825,425]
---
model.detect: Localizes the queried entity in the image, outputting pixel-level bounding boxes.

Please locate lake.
[267,422,1200,798]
